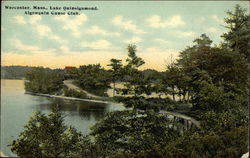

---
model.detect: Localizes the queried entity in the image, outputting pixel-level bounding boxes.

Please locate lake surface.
[0,79,124,157]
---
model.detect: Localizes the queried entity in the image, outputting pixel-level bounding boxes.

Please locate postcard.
[1,1,249,157]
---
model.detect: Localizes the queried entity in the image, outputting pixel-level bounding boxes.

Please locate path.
[28,80,201,128]
[63,80,105,100]
[159,111,201,128]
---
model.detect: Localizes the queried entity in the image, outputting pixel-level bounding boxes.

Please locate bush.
[64,88,88,99]
[91,110,181,158]
[163,126,248,158]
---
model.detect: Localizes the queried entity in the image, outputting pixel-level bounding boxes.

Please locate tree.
[126,44,145,69]
[221,4,250,59]
[91,110,180,158]
[163,63,180,102]
[77,64,111,96]
[119,45,146,97]
[163,126,248,158]
[11,106,93,158]
[193,34,213,47]
[107,58,123,97]
[25,67,64,94]
[177,34,248,106]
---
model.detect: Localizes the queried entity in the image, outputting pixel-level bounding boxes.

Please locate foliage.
[115,96,176,111]
[77,64,111,96]
[1,66,39,79]
[14,5,249,158]
[200,106,248,132]
[175,33,248,110]
[107,58,123,97]
[91,110,180,158]
[163,126,248,158]
[11,106,93,158]
[25,67,64,94]
[126,44,145,69]
[63,88,87,99]
[119,45,154,97]
[221,4,250,59]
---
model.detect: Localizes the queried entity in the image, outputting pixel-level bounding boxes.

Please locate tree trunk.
[172,86,175,101]
[113,81,116,97]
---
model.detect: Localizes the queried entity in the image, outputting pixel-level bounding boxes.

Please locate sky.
[1,1,249,71]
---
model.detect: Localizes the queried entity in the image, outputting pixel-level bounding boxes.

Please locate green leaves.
[77,64,111,96]
[222,4,250,58]
[25,67,64,94]
[11,106,92,158]
[126,45,145,69]
[91,110,180,158]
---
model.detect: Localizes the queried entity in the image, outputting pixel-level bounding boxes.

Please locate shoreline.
[25,91,120,105]
[25,92,200,127]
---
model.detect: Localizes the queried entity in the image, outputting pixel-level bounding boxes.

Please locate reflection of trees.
[37,98,108,121]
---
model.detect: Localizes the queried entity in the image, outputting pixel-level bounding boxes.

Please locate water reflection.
[1,80,124,157]
[35,98,108,121]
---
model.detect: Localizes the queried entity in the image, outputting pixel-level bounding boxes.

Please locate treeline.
[12,5,249,158]
[25,67,64,94]
[1,66,38,79]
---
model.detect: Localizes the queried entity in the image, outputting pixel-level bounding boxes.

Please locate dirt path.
[63,80,201,127]
[63,80,105,99]
[159,111,201,128]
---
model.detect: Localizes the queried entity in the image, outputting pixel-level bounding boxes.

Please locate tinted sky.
[1,1,249,71]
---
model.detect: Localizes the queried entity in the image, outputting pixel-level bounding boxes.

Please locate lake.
[0,79,124,157]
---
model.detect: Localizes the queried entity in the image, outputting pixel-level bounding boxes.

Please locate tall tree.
[221,4,250,58]
[126,44,145,69]
[121,45,146,97]
[107,59,123,97]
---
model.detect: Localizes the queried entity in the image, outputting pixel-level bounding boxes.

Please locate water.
[0,79,124,157]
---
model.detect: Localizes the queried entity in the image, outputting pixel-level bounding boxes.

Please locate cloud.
[2,46,179,71]
[12,39,40,52]
[176,31,196,38]
[207,27,218,33]
[35,24,67,43]
[14,16,26,24]
[112,16,145,34]
[197,17,205,23]
[14,15,42,25]
[2,50,127,70]
[54,14,88,36]
[154,38,171,44]
[138,47,179,71]
[211,15,224,23]
[80,40,111,50]
[29,15,42,24]
[124,36,142,43]
[60,46,70,52]
[147,15,185,28]
[85,25,120,36]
